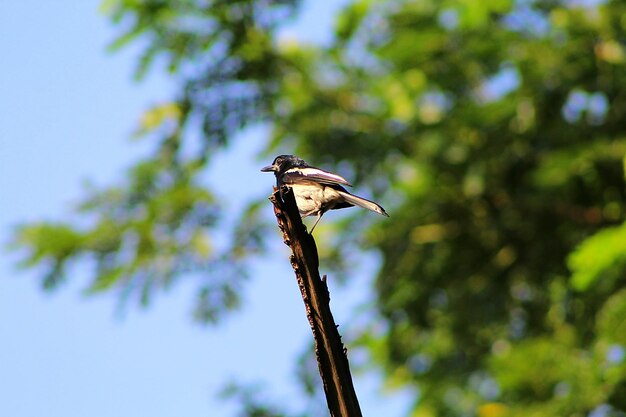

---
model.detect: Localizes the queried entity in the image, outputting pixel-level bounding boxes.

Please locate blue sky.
[0,1,413,416]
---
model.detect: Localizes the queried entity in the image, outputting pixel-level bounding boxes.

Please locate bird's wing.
[282,167,352,187]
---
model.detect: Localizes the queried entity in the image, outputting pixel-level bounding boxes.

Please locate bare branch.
[269,187,362,417]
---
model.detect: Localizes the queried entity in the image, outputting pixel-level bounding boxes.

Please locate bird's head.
[261,154,306,175]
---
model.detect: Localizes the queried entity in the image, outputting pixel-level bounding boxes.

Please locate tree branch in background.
[269,187,362,417]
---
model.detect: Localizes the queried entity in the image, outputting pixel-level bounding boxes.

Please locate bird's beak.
[260,165,276,172]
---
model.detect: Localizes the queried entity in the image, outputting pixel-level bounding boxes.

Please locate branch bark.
[269,187,363,417]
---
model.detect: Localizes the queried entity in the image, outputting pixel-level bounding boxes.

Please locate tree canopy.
[14,0,626,415]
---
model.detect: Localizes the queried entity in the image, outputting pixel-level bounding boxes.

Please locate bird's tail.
[337,190,389,217]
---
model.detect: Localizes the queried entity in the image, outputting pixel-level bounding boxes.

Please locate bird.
[261,154,388,232]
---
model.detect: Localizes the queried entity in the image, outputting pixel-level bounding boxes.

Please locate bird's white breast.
[291,183,341,216]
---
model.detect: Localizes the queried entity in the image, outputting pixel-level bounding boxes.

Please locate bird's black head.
[261,154,307,174]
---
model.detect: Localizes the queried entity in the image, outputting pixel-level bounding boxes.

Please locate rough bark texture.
[269,187,363,417]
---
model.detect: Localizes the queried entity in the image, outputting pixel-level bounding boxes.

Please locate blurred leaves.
[12,158,235,317]
[12,0,293,322]
[271,0,626,415]
[569,222,626,291]
[334,0,371,43]
[135,102,182,136]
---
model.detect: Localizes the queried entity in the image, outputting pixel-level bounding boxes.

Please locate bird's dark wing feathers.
[281,167,352,187]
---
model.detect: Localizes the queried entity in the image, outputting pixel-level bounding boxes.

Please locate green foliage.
[14,0,289,320]
[272,0,626,414]
[12,157,263,321]
[12,0,626,415]
[13,223,84,289]
[569,222,626,291]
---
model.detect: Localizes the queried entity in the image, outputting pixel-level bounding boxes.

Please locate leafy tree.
[13,0,626,416]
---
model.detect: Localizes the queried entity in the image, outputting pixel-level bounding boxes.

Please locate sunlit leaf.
[568,222,626,291]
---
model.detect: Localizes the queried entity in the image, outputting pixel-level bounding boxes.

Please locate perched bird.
[261,154,388,232]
